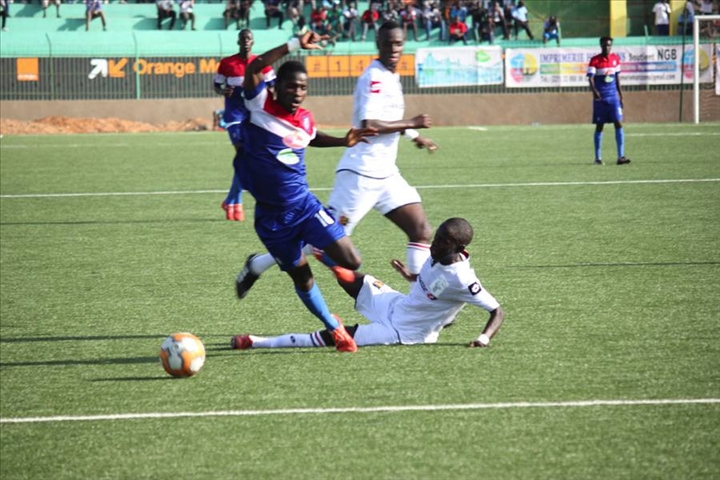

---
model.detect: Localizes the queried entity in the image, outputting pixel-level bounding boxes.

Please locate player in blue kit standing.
[214,29,276,221]
[587,36,631,166]
[233,30,377,353]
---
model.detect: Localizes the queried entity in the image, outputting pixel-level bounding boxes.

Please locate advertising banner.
[415,46,503,87]
[505,45,714,88]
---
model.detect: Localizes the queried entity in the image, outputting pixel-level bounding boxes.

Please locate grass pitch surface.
[1,124,719,479]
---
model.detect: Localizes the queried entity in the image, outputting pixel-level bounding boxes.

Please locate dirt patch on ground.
[0,116,213,135]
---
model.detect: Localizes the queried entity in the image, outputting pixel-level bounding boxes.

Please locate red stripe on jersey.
[408,242,431,250]
[263,95,315,135]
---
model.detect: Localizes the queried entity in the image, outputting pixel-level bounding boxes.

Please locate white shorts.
[327,170,422,235]
[352,275,403,346]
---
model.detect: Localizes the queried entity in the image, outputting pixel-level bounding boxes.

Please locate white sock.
[406,242,431,275]
[250,331,326,348]
[249,253,278,276]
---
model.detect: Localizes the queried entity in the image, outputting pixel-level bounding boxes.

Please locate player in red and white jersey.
[587,36,631,166]
[231,218,505,350]
[214,29,276,221]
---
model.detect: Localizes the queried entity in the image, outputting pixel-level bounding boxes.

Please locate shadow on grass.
[0,334,239,344]
[0,356,159,368]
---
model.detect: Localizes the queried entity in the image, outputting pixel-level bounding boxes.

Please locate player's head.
[238,29,254,56]
[376,21,404,73]
[430,218,474,263]
[600,36,613,55]
[275,61,308,114]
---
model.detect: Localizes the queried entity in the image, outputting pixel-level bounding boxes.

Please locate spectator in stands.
[653,0,671,37]
[237,0,252,28]
[360,3,379,41]
[468,1,487,43]
[449,0,468,24]
[342,1,359,41]
[43,0,61,19]
[698,0,714,15]
[400,2,419,41]
[293,14,310,36]
[285,0,301,27]
[224,0,241,29]
[543,15,560,45]
[422,1,446,41]
[85,0,107,31]
[0,0,9,32]
[156,0,177,30]
[478,12,495,44]
[179,0,196,30]
[677,0,694,35]
[381,0,400,25]
[264,0,284,29]
[512,0,533,40]
[327,1,344,38]
[652,0,671,36]
[448,15,467,44]
[491,1,509,40]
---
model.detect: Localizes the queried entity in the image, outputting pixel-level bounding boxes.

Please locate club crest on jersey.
[339,215,350,226]
[372,280,385,290]
[468,282,482,295]
[282,130,307,149]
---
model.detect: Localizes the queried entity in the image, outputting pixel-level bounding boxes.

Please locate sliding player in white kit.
[234,20,439,299]
[231,218,505,350]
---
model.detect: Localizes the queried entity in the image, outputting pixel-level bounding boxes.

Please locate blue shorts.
[592,100,623,124]
[543,32,559,41]
[254,194,346,271]
[226,123,243,147]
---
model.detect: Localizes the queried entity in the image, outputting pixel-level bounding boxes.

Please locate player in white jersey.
[231,218,505,350]
[234,21,439,300]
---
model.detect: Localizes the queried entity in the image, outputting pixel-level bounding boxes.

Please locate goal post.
[693,14,720,124]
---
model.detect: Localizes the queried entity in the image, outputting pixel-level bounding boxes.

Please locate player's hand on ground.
[299,31,329,50]
[390,259,418,282]
[413,137,438,153]
[410,114,432,129]
[345,127,378,147]
[468,339,490,348]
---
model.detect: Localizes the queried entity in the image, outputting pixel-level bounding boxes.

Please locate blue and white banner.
[415,46,503,88]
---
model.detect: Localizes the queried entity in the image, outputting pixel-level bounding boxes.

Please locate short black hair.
[277,60,307,83]
[378,20,401,36]
[600,36,613,45]
[439,218,474,250]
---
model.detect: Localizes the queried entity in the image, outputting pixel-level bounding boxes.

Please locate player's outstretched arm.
[309,127,378,148]
[245,30,326,92]
[390,259,418,282]
[363,113,432,134]
[469,307,505,348]
[412,136,439,152]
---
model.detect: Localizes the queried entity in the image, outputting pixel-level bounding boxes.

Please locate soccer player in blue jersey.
[233,31,377,353]
[214,29,276,222]
[587,36,631,165]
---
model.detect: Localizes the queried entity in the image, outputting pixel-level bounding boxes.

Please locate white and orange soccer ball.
[159,333,206,378]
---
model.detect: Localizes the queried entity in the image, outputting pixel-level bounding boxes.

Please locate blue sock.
[615,128,625,158]
[594,131,603,160]
[225,173,242,205]
[295,283,340,330]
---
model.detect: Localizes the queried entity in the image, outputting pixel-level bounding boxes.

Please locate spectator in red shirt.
[448,15,467,44]
[360,4,380,41]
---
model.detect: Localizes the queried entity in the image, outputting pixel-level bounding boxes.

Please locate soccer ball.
[159,333,206,378]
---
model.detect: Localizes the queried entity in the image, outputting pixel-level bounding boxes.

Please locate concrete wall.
[2,90,718,126]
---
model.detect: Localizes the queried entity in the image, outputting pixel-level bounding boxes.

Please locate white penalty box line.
[2,398,719,424]
[1,178,719,199]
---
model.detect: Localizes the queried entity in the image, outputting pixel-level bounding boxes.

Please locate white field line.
[2,398,719,424]
[1,178,719,199]
[626,132,720,137]
[0,142,222,149]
